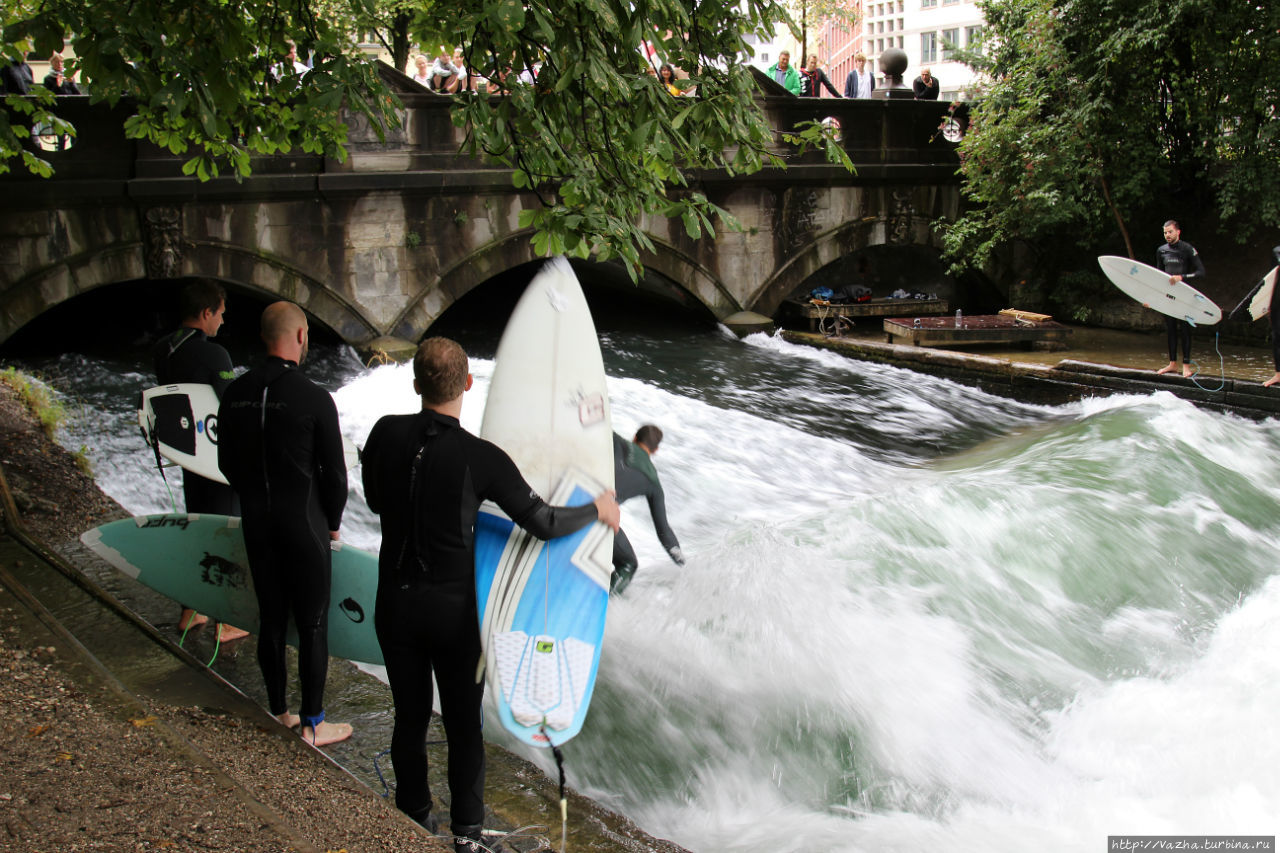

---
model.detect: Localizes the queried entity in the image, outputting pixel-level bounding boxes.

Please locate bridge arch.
[389,231,737,341]
[0,239,380,345]
[747,213,946,317]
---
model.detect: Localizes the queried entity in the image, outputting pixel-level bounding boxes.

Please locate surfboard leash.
[372,748,393,798]
[1187,332,1227,393]
[542,727,570,853]
[206,631,222,667]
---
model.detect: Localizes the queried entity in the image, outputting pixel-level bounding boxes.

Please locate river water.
[14,309,1280,851]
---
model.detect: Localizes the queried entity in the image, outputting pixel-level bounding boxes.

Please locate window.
[920,31,938,63]
[878,21,884,33]
[878,38,885,53]
[898,35,904,48]
[921,0,937,7]
[965,25,985,54]
[898,1,904,11]
[898,18,905,30]
[866,23,874,34]
[887,19,894,31]
[942,28,959,59]
[761,52,770,64]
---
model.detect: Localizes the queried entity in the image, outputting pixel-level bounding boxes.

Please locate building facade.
[865,0,985,98]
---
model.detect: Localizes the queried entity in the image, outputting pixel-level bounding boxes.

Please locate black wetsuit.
[153,328,239,515]
[217,356,347,727]
[1155,239,1206,363]
[1269,246,1280,371]
[362,409,600,831]
[611,433,683,594]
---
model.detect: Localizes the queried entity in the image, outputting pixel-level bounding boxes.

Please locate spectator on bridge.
[452,47,475,92]
[767,51,801,96]
[1,57,33,95]
[800,55,841,98]
[494,63,535,92]
[844,53,876,99]
[431,46,461,93]
[43,53,81,96]
[272,42,309,82]
[913,67,940,100]
[410,54,431,87]
[658,64,682,96]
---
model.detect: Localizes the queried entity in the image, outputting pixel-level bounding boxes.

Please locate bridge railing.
[2,90,964,186]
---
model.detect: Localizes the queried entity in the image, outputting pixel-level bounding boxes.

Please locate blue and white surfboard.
[474,258,614,748]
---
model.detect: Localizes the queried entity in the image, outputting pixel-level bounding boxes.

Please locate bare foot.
[216,623,250,643]
[275,712,301,729]
[1182,366,1194,378]
[1155,362,1179,375]
[300,720,352,747]
[178,609,208,631]
[1264,373,1280,388]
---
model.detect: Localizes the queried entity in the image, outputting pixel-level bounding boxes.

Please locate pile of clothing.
[810,285,873,304]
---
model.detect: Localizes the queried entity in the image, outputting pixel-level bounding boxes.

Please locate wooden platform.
[884,314,1073,348]
[785,297,950,331]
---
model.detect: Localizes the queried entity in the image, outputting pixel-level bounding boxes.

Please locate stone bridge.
[0,77,965,347]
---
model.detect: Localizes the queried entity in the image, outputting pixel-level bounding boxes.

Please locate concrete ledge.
[782,331,1280,419]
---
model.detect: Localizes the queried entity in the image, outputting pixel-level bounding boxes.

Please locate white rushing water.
[40,331,1280,851]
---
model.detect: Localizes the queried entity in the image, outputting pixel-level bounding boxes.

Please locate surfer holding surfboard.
[1154,220,1207,378]
[1259,246,1280,388]
[153,280,249,643]
[362,337,620,850]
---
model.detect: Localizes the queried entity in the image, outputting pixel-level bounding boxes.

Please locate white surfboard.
[473,257,615,748]
[139,382,360,484]
[1247,267,1278,321]
[1098,255,1221,326]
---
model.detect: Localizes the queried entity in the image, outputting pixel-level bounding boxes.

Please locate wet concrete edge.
[782,331,1280,419]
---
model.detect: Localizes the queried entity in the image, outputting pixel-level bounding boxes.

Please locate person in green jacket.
[766,51,802,95]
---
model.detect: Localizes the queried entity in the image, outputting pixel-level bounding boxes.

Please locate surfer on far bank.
[1154,220,1206,378]
[361,337,620,852]
[611,425,685,595]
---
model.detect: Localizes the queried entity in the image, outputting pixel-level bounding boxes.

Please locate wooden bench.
[785,297,950,331]
[884,313,1073,348]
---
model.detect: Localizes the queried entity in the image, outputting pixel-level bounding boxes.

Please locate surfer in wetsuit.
[1264,245,1280,389]
[1154,220,1206,378]
[611,425,685,595]
[361,337,620,852]
[217,302,352,747]
[152,280,248,642]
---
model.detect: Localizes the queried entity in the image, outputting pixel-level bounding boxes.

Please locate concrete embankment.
[783,330,1280,420]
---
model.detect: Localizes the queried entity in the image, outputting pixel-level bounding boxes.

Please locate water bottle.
[955,309,962,328]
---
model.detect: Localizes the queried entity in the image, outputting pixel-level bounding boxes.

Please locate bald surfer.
[611,425,685,595]
[217,301,352,747]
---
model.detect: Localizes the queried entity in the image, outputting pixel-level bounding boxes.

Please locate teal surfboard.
[475,258,615,749]
[80,513,382,665]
